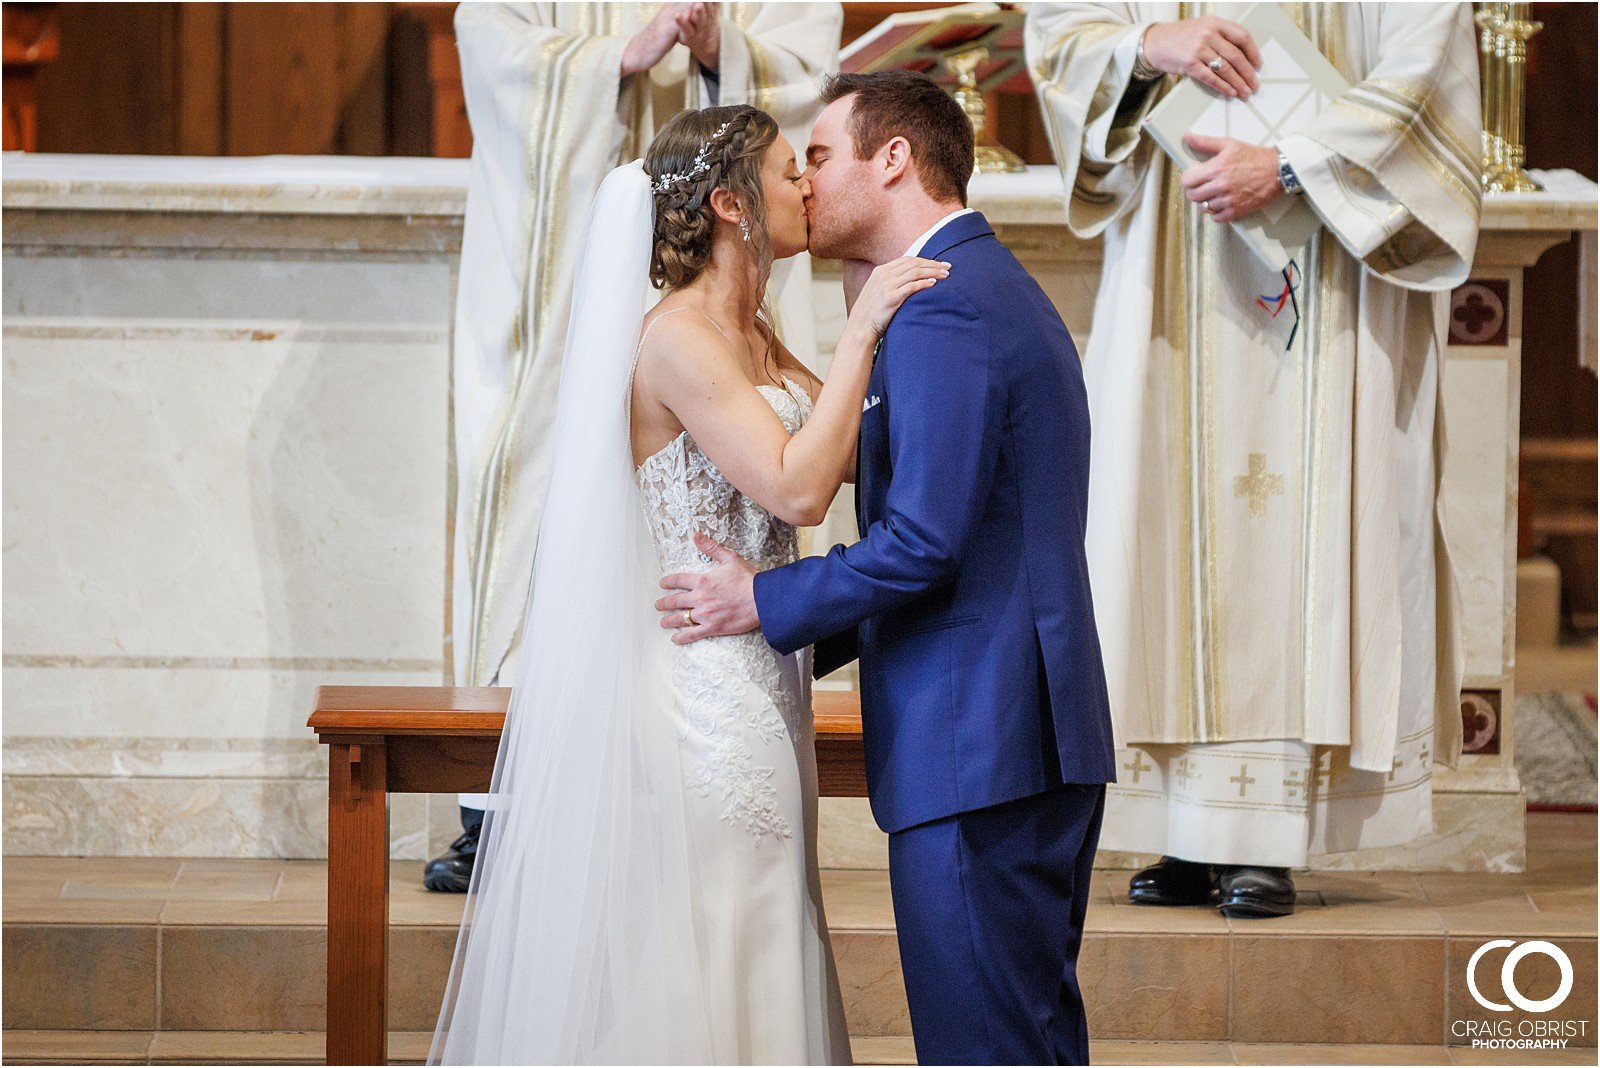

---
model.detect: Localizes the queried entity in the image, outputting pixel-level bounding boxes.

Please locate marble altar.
[2,154,1593,869]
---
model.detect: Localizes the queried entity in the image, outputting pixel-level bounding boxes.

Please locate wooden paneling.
[173,5,224,155]
[32,2,392,156]
[223,3,390,155]
[36,4,178,155]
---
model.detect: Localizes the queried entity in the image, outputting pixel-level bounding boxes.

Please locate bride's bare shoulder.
[637,304,740,385]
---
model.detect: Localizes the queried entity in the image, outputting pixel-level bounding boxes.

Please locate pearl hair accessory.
[651,120,735,194]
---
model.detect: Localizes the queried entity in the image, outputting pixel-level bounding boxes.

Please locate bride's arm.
[762,323,862,485]
[645,259,946,526]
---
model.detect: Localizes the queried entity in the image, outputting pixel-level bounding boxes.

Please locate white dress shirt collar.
[903,207,978,257]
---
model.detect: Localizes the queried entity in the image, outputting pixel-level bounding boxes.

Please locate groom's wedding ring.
[683,609,696,628]
[1208,57,1226,73]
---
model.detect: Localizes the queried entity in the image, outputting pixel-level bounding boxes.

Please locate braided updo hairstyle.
[645,104,781,292]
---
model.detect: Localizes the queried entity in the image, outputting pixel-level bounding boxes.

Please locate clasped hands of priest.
[620,1,720,78]
[1142,15,1288,224]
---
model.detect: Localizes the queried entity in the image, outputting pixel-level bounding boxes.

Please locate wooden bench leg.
[327,739,389,1066]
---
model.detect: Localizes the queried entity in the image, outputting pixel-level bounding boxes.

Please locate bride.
[428,103,947,1065]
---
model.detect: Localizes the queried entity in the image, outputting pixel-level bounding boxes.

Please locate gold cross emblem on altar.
[1123,751,1154,784]
[1234,453,1284,518]
[1229,763,1257,797]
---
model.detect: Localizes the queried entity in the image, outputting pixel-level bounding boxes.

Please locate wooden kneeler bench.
[308,685,865,1066]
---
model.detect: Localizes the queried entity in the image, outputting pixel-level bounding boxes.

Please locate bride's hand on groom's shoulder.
[655,532,760,645]
[845,257,951,344]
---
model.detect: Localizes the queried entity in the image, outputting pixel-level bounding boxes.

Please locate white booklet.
[1142,2,1350,272]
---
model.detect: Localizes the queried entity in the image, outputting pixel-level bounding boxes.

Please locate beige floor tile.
[159,926,324,1031]
[850,1034,917,1065]
[0,1029,155,1064]
[147,1029,323,1064]
[1089,869,1126,905]
[1,858,88,879]
[1224,903,1445,935]
[55,858,182,900]
[1094,1040,1238,1064]
[1089,902,1232,933]
[387,881,469,928]
[1232,1042,1453,1064]
[172,859,289,876]
[1303,871,1430,907]
[822,869,896,931]
[1231,935,1445,1044]
[158,897,328,925]
[166,861,282,901]
[387,927,456,1031]
[272,861,328,902]
[833,930,912,1037]
[2,897,166,924]
[1418,872,1541,910]
[0,878,66,908]
[1083,934,1231,1042]
[1525,885,1599,915]
[1441,910,1596,937]
[3,925,158,1031]
[389,1030,439,1064]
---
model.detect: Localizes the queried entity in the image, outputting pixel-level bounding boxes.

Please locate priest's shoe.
[423,827,478,893]
[1216,865,1296,917]
[1128,855,1216,906]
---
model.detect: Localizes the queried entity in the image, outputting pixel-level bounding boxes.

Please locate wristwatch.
[1277,148,1304,195]
[1132,29,1163,81]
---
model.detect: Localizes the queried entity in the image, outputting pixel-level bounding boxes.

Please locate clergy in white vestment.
[1026,3,1481,916]
[433,2,842,891]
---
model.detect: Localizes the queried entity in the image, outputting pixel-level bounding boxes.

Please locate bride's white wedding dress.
[428,162,849,1065]
[635,311,850,1063]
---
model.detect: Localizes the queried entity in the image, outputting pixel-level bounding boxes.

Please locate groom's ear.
[879,135,913,186]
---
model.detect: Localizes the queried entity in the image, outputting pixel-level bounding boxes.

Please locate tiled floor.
[8,813,1591,935]
[3,812,1594,1065]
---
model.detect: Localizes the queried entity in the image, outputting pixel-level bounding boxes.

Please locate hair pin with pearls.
[651,120,734,193]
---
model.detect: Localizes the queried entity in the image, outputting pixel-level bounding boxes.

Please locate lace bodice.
[635,376,814,575]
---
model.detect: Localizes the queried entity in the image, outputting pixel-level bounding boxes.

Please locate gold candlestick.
[1476,1,1543,193]
[946,47,1026,174]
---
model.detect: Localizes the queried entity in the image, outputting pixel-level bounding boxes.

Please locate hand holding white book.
[1142,2,1351,272]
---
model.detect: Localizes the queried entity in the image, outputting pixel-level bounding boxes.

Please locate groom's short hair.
[820,71,974,206]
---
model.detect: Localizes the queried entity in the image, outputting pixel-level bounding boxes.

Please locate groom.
[658,70,1116,1065]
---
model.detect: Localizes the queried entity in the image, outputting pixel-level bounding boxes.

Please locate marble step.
[3,1031,1598,1066]
[4,814,1594,1049]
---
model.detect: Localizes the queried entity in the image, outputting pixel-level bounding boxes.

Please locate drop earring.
[738,216,751,244]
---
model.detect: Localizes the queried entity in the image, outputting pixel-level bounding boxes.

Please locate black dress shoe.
[1128,855,1216,906]
[1215,865,1296,917]
[423,826,479,893]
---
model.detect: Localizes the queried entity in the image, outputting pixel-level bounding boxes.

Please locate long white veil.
[429,161,714,1065]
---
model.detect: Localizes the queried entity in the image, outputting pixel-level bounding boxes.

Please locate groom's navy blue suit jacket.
[753,211,1116,834]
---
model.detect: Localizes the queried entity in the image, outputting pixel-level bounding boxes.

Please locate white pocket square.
[862,394,881,413]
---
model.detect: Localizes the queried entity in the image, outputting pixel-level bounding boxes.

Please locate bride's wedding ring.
[1208,57,1225,73]
[683,608,696,628]
[1202,200,1211,213]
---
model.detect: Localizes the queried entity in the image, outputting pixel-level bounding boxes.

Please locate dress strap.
[636,305,697,352]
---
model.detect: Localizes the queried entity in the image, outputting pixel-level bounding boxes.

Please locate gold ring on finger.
[683,608,695,628]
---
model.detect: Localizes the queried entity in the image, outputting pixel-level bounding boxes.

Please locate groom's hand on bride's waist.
[656,532,760,645]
